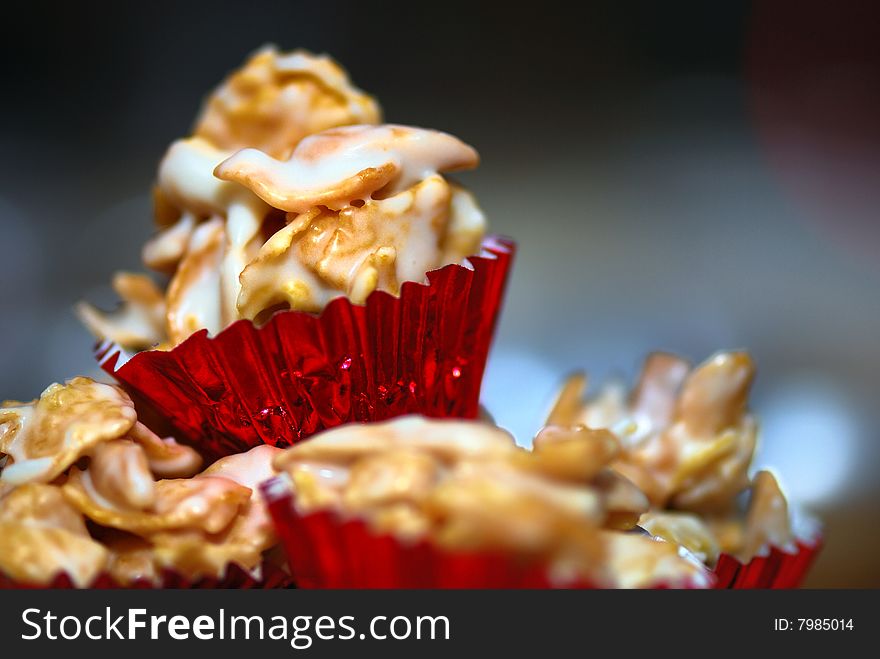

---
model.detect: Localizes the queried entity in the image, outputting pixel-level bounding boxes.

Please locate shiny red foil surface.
[712,539,822,589]
[97,238,514,460]
[0,561,294,589]
[262,477,704,590]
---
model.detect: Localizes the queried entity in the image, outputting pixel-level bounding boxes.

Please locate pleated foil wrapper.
[96,237,514,460]
[712,510,822,588]
[0,561,295,590]
[712,540,822,589]
[261,476,708,590]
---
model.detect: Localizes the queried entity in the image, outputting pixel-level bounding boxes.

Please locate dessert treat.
[126,123,485,345]
[0,378,292,588]
[79,49,486,351]
[3,45,817,591]
[545,350,821,587]
[264,415,711,588]
[78,48,513,457]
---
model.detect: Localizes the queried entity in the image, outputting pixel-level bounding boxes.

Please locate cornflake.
[0,377,137,485]
[81,115,487,349]
[194,47,381,159]
[0,484,109,587]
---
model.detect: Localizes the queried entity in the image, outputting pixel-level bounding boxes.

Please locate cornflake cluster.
[0,377,281,586]
[274,416,710,588]
[2,46,807,590]
[546,351,795,565]
[78,47,487,350]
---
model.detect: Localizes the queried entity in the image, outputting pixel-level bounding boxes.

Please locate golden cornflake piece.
[592,470,649,531]
[0,483,108,586]
[215,124,479,214]
[63,468,250,535]
[543,350,799,569]
[148,530,262,581]
[0,377,137,486]
[0,523,109,587]
[195,47,381,159]
[270,415,704,586]
[517,425,646,530]
[547,372,629,430]
[629,352,691,435]
[88,439,157,510]
[164,217,226,345]
[666,353,757,512]
[275,416,515,472]
[425,463,602,554]
[705,516,746,557]
[676,352,754,438]
[547,351,758,514]
[76,273,167,350]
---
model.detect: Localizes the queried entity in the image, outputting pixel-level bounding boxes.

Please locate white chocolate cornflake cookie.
[273,415,704,587]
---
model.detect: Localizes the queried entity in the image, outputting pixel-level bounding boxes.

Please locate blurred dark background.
[1,1,878,586]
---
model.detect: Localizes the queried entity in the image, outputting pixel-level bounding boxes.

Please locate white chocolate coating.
[194,46,381,159]
[164,217,227,343]
[215,124,479,212]
[0,377,287,586]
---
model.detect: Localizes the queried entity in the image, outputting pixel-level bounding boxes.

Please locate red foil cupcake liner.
[712,538,822,589]
[261,476,706,589]
[0,560,294,590]
[96,237,514,460]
